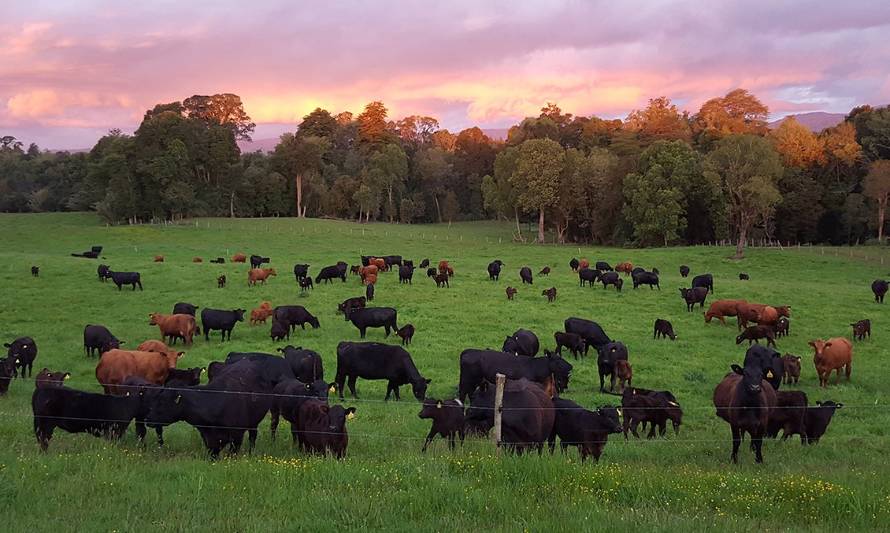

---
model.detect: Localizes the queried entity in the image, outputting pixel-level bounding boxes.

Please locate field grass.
[1,212,889,532]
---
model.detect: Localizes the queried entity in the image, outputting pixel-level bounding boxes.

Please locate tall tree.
[182,94,255,141]
[770,117,826,168]
[863,160,890,241]
[272,134,329,217]
[395,115,439,148]
[414,147,452,222]
[357,101,391,147]
[693,89,769,147]
[297,108,338,139]
[509,138,565,243]
[819,122,862,183]
[849,105,890,161]
[624,96,692,145]
[703,135,784,258]
[366,143,408,222]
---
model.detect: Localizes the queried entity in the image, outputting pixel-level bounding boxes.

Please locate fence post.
[493,373,505,455]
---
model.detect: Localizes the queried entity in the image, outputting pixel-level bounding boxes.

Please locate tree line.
[2,90,890,256]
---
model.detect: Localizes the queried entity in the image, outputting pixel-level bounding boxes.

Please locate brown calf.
[506,287,517,300]
[231,252,247,263]
[149,312,197,345]
[542,287,557,302]
[782,354,801,384]
[248,267,277,286]
[154,255,164,262]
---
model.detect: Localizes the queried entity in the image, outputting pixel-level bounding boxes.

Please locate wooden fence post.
[493,373,506,455]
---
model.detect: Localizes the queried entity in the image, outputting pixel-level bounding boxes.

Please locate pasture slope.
[1,212,889,532]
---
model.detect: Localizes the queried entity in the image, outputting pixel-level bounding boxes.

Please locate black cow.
[399,264,414,284]
[502,329,540,357]
[519,266,533,285]
[419,259,430,268]
[419,398,466,452]
[273,305,320,332]
[599,271,623,291]
[426,267,437,278]
[597,341,628,392]
[277,345,325,383]
[83,325,122,356]
[5,337,37,378]
[569,258,579,271]
[692,273,714,293]
[653,319,676,340]
[631,267,645,277]
[457,349,572,401]
[97,264,111,281]
[201,308,245,341]
[299,277,313,292]
[554,332,585,359]
[595,261,612,272]
[338,297,367,320]
[548,399,622,461]
[679,265,690,277]
[29,266,38,277]
[632,271,659,290]
[335,341,429,401]
[564,317,612,356]
[270,378,331,443]
[0,356,17,395]
[222,353,297,386]
[109,271,142,291]
[578,268,600,287]
[293,264,310,281]
[739,272,750,281]
[383,255,403,268]
[270,320,289,341]
[744,344,784,390]
[488,261,503,281]
[366,283,375,302]
[713,362,777,463]
[872,280,888,303]
[296,401,355,458]
[32,385,142,451]
[250,255,270,268]
[165,367,202,387]
[172,302,199,316]
[465,378,555,455]
[315,264,346,284]
[679,287,708,312]
[804,401,843,444]
[736,326,777,348]
[621,388,683,439]
[210,257,225,264]
[766,390,808,442]
[347,307,397,338]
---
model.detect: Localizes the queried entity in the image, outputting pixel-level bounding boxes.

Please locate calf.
[419,398,465,452]
[621,388,682,439]
[434,273,449,288]
[109,271,142,291]
[597,342,628,392]
[775,317,790,338]
[488,260,503,281]
[851,319,871,341]
[713,363,777,463]
[653,319,676,340]
[736,326,777,347]
[31,266,39,277]
[542,287,557,302]
[548,399,622,462]
[350,265,360,276]
[599,272,623,291]
[519,267,533,284]
[782,354,801,384]
[83,325,122,356]
[299,277,313,292]
[569,258,580,271]
[679,265,690,277]
[231,252,247,263]
[426,267,437,278]
[804,401,842,444]
[293,263,309,281]
[216,274,227,288]
[615,262,633,275]
[739,272,750,280]
[273,305,320,332]
[193,257,202,263]
[35,368,69,389]
[297,400,355,458]
[32,385,142,450]
[538,267,551,276]
[200,309,246,341]
[149,313,197,345]
[579,268,600,287]
[248,267,276,286]
[397,324,415,346]
[97,264,111,281]
[346,307,398,338]
[872,279,888,303]
[0,356,18,394]
[554,332,585,359]
[366,283,375,302]
[269,378,331,444]
[399,264,414,284]
[270,320,289,341]
[632,271,659,290]
[154,255,164,262]
[594,261,610,271]
[419,259,430,268]
[615,360,632,393]
[338,297,366,319]
[250,306,274,325]
[766,390,808,442]
[809,337,853,387]
[680,287,708,312]
[5,337,37,378]
[315,264,347,284]
[506,287,517,300]
[172,302,199,316]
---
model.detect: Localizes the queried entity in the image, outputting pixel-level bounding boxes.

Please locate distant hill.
[482,128,509,141]
[237,137,280,153]
[768,112,845,132]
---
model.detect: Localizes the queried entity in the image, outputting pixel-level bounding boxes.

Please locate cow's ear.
[808,341,816,348]
[346,407,356,418]
[836,403,844,408]
[731,364,744,375]
[177,352,185,358]
[64,373,70,380]
[795,356,801,361]
[3,343,10,348]
[824,342,832,349]
[328,383,337,393]
[425,378,432,384]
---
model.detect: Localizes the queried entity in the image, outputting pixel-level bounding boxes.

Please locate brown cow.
[154,255,164,262]
[578,258,590,270]
[737,303,791,329]
[96,348,182,394]
[370,257,387,271]
[364,273,378,286]
[542,287,557,303]
[704,299,746,325]
[438,260,450,273]
[506,287,517,300]
[782,354,801,384]
[809,338,853,387]
[232,252,247,263]
[360,265,379,281]
[615,360,633,393]
[757,306,779,326]
[137,340,171,353]
[148,312,197,345]
[615,262,633,275]
[248,267,277,286]
[713,364,777,463]
[193,257,203,263]
[250,307,274,325]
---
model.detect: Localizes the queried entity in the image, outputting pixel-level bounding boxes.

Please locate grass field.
[1,212,889,531]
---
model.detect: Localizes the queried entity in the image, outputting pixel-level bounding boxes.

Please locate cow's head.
[546,352,573,392]
[412,378,431,401]
[596,405,623,434]
[234,309,246,321]
[309,315,320,329]
[731,363,763,394]
[808,339,831,357]
[418,398,444,420]
[148,313,162,326]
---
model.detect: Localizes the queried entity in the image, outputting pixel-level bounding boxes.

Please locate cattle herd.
[4,249,883,464]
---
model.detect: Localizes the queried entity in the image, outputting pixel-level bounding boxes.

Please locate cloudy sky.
[2,0,889,149]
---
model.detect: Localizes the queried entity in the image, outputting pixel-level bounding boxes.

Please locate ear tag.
[766,370,774,379]
[346,412,356,420]
[329,385,336,393]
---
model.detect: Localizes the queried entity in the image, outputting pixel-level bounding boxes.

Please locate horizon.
[2,1,889,150]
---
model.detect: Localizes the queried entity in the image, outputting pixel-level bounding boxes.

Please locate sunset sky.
[2,0,889,149]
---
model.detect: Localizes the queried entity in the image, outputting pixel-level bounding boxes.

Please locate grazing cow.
[599,272,623,291]
[809,337,853,387]
[335,341,429,400]
[97,264,111,282]
[248,267,276,286]
[154,255,164,262]
[426,267,437,278]
[804,401,843,444]
[109,271,143,291]
[542,287,557,302]
[338,297,366,319]
[554,332,585,359]
[315,264,346,284]
[465,378,555,454]
[149,313,197,345]
[0,356,17,394]
[652,267,660,275]
[537,266,550,278]
[704,299,746,325]
[269,378,331,444]
[736,326,777,347]
[739,272,750,280]
[506,287,517,300]
[397,324,415,346]
[273,305,320,332]
[270,320,289,341]
[578,268,600,287]
[692,273,714,293]
[713,363,777,463]
[250,254,270,268]
[775,317,790,338]
[615,360,633,392]
[564,317,612,356]
[32,385,143,451]
[35,368,69,388]
[5,336,37,378]
[366,282,375,302]
[621,388,683,439]
[347,307,397,338]
[96,348,183,394]
[579,259,590,270]
[615,262,633,275]
[419,259,430,268]
[250,305,274,325]
[595,261,611,271]
[296,401,355,458]
[502,329,540,357]
[851,319,871,341]
[275,346,325,383]
[548,399,621,462]
[632,271,659,290]
[487,260,503,281]
[193,257,202,263]
[231,253,247,263]
[782,354,801,384]
[293,264,310,281]
[744,345,785,390]
[653,319,676,340]
[210,257,225,264]
[31,266,39,277]
[519,267,533,285]
[766,390,808,442]
[217,275,226,288]
[679,265,690,277]
[457,349,572,401]
[200,309,246,341]
[434,273,449,288]
[83,325,122,356]
[597,342,628,392]
[172,302,199,316]
[71,245,102,259]
[399,264,414,284]
[419,398,466,452]
[569,258,580,271]
[872,279,889,303]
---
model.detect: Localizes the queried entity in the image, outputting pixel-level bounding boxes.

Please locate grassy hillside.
[1,213,888,531]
